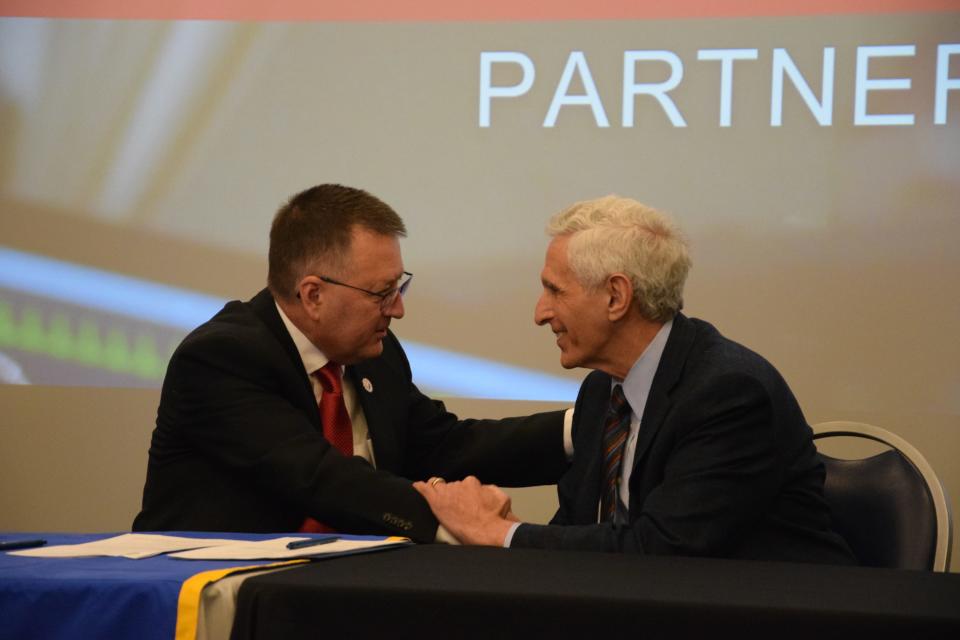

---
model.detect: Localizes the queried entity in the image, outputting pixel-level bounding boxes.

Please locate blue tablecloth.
[0,531,372,640]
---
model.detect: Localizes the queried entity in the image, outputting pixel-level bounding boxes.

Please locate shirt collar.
[275,301,332,376]
[615,318,673,418]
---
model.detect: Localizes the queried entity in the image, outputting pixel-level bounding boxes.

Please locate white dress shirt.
[276,303,376,465]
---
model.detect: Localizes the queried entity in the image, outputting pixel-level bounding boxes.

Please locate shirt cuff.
[563,408,575,460]
[503,522,522,547]
[435,524,461,545]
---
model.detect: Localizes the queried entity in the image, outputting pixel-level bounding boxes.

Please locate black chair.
[813,421,953,571]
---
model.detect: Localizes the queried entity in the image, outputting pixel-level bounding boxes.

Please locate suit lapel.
[630,313,698,471]
[347,360,401,473]
[248,289,320,428]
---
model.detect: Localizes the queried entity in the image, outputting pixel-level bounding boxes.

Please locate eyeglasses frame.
[316,271,413,311]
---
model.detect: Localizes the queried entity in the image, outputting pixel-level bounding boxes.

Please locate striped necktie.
[600,384,632,523]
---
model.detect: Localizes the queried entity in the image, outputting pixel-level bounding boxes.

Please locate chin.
[559,352,581,370]
[363,340,385,359]
[339,341,384,365]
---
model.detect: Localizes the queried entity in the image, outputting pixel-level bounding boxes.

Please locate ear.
[296,275,325,318]
[606,273,634,322]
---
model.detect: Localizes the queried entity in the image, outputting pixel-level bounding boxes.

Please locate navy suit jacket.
[512,314,855,564]
[133,289,566,542]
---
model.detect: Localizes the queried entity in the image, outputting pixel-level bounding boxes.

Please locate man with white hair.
[417,196,855,564]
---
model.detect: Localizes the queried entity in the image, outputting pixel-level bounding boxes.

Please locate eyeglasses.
[318,271,413,311]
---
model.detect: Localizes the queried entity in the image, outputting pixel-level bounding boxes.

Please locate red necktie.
[299,361,353,533]
[315,361,354,457]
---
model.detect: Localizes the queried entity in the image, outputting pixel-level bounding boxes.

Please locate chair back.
[813,421,953,572]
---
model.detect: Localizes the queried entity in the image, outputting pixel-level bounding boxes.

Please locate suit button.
[382,512,414,530]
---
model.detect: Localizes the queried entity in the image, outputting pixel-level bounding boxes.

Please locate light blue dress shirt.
[505,319,673,545]
[611,318,673,521]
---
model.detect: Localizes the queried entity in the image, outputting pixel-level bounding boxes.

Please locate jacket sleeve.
[373,332,570,487]
[512,373,781,554]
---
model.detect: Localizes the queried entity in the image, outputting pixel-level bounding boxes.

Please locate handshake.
[413,476,519,547]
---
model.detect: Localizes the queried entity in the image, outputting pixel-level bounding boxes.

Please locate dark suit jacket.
[512,314,855,565]
[132,289,566,542]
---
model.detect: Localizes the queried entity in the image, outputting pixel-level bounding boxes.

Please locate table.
[0,532,317,640]
[231,545,960,639]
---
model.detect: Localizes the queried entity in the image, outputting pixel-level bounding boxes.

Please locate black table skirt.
[232,545,960,639]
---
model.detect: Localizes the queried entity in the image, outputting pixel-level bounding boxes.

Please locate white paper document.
[169,536,410,560]
[8,533,242,559]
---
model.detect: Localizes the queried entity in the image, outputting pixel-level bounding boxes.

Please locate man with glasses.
[133,184,568,541]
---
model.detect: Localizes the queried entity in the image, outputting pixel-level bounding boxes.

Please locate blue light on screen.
[0,247,579,401]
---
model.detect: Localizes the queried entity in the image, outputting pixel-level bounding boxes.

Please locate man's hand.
[413,476,519,546]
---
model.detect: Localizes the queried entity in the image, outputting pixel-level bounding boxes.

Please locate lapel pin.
[362,378,373,393]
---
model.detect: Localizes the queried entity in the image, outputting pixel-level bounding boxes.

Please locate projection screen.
[0,0,958,423]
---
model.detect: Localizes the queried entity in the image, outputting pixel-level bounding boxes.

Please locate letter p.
[479,52,535,127]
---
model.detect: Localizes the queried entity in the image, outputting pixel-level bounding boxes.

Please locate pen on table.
[0,539,47,551]
[287,537,341,550]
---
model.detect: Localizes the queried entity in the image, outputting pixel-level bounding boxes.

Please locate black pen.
[0,538,47,551]
[286,537,340,550]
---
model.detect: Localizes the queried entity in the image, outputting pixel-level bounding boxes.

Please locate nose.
[384,291,405,319]
[534,291,551,326]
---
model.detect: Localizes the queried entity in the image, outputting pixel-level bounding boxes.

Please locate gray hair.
[547,195,691,322]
